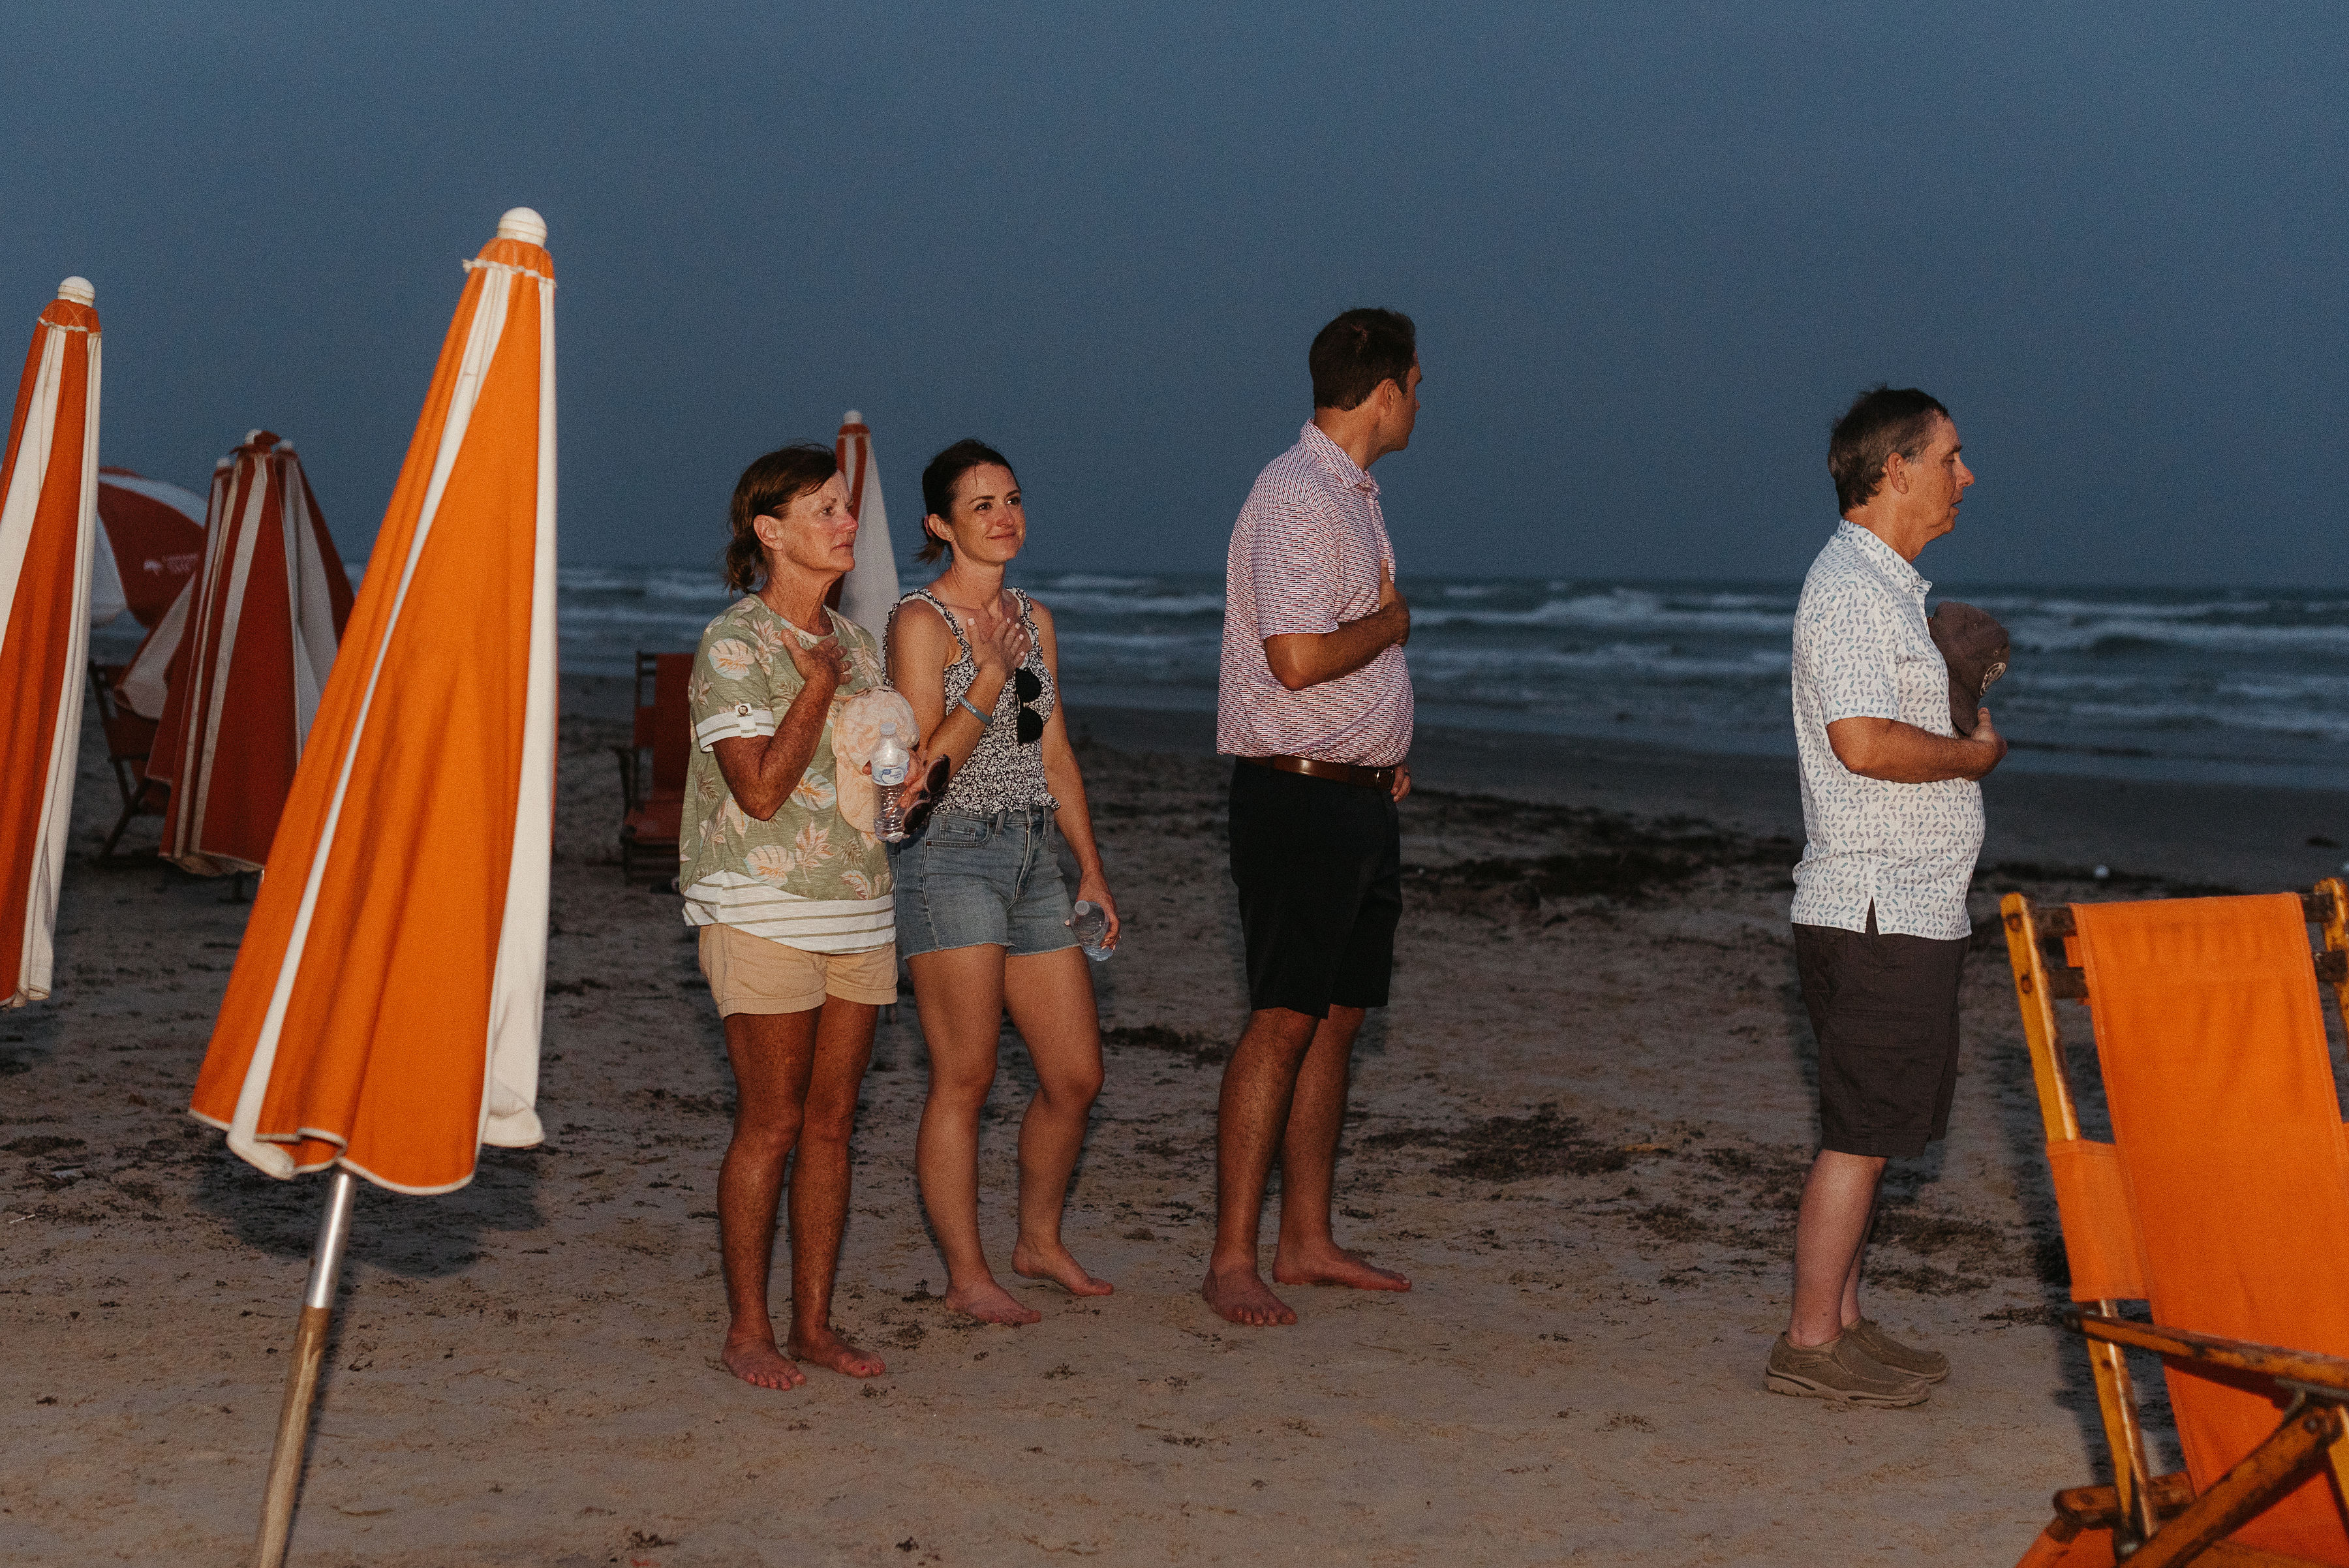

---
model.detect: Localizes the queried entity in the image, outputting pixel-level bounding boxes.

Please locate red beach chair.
[613,651,690,884]
[87,661,168,858]
[2002,880,2349,1566]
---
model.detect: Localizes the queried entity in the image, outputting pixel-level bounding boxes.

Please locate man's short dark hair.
[1309,308,1417,412]
[1828,386,1950,515]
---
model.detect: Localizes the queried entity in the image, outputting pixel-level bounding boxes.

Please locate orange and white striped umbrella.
[0,279,102,1009]
[190,209,555,1193]
[832,408,900,636]
[147,431,354,875]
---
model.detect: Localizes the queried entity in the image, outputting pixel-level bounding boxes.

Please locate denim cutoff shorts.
[889,804,1077,961]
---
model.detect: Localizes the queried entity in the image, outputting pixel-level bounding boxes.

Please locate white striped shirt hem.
[681,873,893,953]
[696,705,777,749]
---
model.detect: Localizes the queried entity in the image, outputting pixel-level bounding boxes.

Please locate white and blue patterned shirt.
[1789,521,1984,940]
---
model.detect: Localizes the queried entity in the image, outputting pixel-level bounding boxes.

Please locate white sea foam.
[1413,590,1791,633]
[2004,617,2349,654]
[1045,573,1155,591]
[1037,590,1229,617]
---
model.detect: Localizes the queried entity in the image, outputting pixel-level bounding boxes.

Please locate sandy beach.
[7,686,2349,1566]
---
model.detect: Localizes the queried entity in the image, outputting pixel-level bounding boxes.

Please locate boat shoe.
[1765,1332,1931,1407]
[1842,1317,1950,1383]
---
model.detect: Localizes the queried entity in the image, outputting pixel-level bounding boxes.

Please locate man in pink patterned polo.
[1205,307,1420,1327]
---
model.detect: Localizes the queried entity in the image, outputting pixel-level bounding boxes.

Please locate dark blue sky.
[7,4,2342,585]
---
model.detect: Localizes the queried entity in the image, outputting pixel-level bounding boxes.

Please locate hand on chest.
[1328,518,1392,620]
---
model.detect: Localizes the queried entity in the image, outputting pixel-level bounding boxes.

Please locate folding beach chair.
[2003,880,2349,1567]
[85,660,168,858]
[611,651,690,885]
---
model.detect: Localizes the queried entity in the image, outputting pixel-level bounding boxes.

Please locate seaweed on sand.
[1359,1103,1629,1181]
[1403,794,1799,911]
[1407,848,1705,910]
[1101,1024,1227,1067]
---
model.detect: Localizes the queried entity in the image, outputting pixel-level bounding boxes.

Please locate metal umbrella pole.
[253,1168,358,1568]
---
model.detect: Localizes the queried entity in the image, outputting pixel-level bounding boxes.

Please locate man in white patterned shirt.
[1206,308,1419,1327]
[1768,386,2007,1407]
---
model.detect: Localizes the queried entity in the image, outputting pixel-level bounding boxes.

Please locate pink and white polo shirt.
[1216,422,1413,767]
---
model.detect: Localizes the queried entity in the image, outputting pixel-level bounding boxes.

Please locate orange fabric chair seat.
[624,788,682,848]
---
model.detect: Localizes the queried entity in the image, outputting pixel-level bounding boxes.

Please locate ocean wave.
[1041,591,1229,617]
[1413,590,1791,633]
[560,604,725,628]
[644,573,730,602]
[1042,573,1154,591]
[1414,642,1790,679]
[2218,673,2349,700]
[2053,699,2349,743]
[2006,618,2349,654]
[546,569,2349,773]
[1054,630,1218,652]
[557,566,644,592]
[1962,594,2278,621]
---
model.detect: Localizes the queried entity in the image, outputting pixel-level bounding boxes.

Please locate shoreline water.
[1062,701,2349,897]
[563,671,2349,895]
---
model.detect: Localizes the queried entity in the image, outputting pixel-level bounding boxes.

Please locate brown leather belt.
[1241,754,1397,791]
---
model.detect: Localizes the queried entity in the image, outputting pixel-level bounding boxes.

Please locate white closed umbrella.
[833,409,899,636]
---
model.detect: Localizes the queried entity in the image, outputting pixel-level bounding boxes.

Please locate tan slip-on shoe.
[1765,1332,1931,1407]
[1843,1317,1950,1383]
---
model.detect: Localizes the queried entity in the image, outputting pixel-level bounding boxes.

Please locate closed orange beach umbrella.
[187,208,555,1568]
[147,430,355,874]
[0,278,102,1009]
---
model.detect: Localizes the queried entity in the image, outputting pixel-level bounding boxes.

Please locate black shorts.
[1228,761,1401,1020]
[1793,914,1967,1159]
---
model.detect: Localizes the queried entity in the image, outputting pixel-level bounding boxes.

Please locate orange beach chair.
[611,651,690,885]
[2003,880,2349,1567]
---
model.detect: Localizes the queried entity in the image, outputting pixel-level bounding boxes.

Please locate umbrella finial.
[57,277,95,305]
[496,208,547,245]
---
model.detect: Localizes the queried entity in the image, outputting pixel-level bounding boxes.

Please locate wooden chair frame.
[2003,879,2349,1565]
[86,660,168,859]
[611,651,685,886]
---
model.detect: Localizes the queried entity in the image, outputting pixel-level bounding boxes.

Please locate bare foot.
[1273,1244,1411,1293]
[943,1278,1043,1326]
[1011,1238,1115,1298]
[785,1325,886,1379]
[722,1336,807,1391]
[1202,1264,1297,1327]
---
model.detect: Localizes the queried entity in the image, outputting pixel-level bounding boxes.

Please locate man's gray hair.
[1828,386,1950,515]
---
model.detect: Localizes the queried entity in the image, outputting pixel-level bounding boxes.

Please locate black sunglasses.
[1015,668,1043,745]
[901,758,953,838]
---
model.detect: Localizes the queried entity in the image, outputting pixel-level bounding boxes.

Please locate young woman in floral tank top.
[885,439,1122,1326]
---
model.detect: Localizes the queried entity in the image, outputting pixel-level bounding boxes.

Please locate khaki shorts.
[698,923,898,1016]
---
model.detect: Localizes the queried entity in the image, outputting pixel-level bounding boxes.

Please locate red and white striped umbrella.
[112,470,213,719]
[0,279,102,1008]
[92,466,205,630]
[147,431,354,875]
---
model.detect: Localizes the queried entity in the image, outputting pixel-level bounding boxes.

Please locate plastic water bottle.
[1069,900,1113,962]
[872,722,912,842]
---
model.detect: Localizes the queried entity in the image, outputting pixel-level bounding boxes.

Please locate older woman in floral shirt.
[681,442,893,1392]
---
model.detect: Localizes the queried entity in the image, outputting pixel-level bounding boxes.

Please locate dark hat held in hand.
[1928,601,2009,737]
